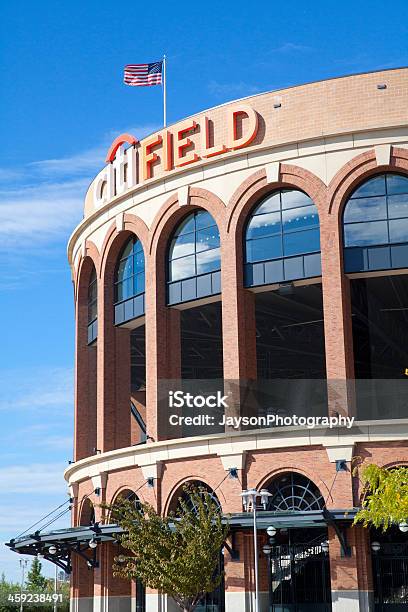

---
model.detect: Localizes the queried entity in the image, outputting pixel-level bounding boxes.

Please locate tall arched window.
[343,173,408,273]
[87,267,98,344]
[245,189,321,287]
[114,237,145,325]
[168,210,221,305]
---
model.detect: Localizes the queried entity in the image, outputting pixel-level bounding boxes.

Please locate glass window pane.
[121,277,133,300]
[175,215,195,236]
[196,227,220,252]
[282,205,319,232]
[134,272,145,295]
[134,250,145,273]
[88,282,97,303]
[169,233,195,259]
[116,281,123,302]
[170,254,196,281]
[195,210,216,229]
[254,193,281,214]
[133,239,143,254]
[389,219,408,244]
[281,190,312,210]
[117,256,133,281]
[386,174,408,195]
[283,228,320,256]
[388,194,408,219]
[88,302,97,323]
[344,221,388,247]
[196,248,221,275]
[246,235,282,263]
[247,212,281,239]
[351,175,386,199]
[120,241,134,260]
[343,196,387,223]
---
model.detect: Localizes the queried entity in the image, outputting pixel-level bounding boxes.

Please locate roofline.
[138,65,408,140]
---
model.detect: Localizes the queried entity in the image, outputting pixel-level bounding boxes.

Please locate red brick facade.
[67,70,408,611]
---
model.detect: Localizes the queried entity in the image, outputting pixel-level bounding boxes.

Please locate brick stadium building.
[9,68,408,612]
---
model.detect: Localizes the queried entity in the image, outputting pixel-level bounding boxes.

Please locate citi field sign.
[93,103,258,206]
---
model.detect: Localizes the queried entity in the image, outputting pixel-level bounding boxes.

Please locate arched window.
[168,210,221,305]
[343,173,408,273]
[79,498,95,526]
[245,189,321,287]
[168,480,221,515]
[114,237,145,325]
[265,472,324,512]
[87,267,98,344]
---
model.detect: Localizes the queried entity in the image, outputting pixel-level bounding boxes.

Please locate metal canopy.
[6,508,358,573]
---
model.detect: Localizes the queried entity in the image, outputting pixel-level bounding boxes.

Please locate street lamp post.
[19,559,28,612]
[241,488,272,612]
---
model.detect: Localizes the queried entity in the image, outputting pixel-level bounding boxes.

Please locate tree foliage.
[107,485,229,612]
[26,558,48,591]
[354,463,408,531]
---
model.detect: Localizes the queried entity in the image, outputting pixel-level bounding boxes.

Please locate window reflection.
[343,174,408,271]
[245,189,320,265]
[88,267,97,324]
[115,237,145,303]
[168,211,220,282]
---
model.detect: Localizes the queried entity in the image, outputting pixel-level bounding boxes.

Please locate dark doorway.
[371,526,408,611]
[267,528,331,612]
[255,283,326,379]
[181,301,223,379]
[350,274,408,419]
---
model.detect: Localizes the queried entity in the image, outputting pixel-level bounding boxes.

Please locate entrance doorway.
[267,528,331,612]
[372,527,408,610]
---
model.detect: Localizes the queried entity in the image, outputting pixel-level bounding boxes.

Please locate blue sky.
[0,0,407,581]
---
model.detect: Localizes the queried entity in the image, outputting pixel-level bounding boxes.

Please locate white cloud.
[0,463,67,494]
[0,366,73,412]
[0,123,160,254]
[29,124,159,178]
[270,42,312,53]
[29,147,105,177]
[0,178,86,250]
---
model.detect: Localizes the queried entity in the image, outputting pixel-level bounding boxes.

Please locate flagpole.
[163,54,167,128]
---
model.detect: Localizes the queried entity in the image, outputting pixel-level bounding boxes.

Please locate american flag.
[124,61,163,87]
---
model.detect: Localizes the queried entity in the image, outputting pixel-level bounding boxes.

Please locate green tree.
[354,463,408,531]
[107,485,229,612]
[26,558,48,591]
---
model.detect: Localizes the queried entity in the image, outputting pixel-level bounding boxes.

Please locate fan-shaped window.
[87,267,98,344]
[245,189,321,287]
[266,473,324,512]
[168,480,221,515]
[343,173,408,273]
[114,237,145,325]
[167,210,221,305]
[116,489,141,510]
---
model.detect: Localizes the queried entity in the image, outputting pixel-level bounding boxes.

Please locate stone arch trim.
[148,187,227,258]
[227,164,327,237]
[99,213,149,280]
[328,146,408,218]
[163,475,225,517]
[78,495,94,526]
[256,465,331,503]
[73,240,100,303]
[381,459,408,469]
[109,484,146,505]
